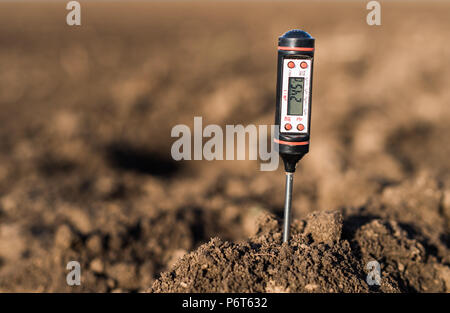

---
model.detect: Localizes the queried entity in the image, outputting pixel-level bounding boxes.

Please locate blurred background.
[0,0,449,291]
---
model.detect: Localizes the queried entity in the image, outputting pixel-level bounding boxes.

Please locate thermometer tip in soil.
[274,30,315,242]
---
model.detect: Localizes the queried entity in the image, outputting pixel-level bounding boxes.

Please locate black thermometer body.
[274,30,315,172]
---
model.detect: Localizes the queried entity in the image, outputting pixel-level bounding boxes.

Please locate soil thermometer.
[274,30,315,242]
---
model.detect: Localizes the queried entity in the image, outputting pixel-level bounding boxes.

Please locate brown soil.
[151,211,448,293]
[0,1,449,292]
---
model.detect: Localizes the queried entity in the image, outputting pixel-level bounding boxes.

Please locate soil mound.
[151,212,449,293]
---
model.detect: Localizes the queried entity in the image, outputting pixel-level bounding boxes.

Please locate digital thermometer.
[274,30,315,242]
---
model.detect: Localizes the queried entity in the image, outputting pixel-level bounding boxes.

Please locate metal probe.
[282,172,294,243]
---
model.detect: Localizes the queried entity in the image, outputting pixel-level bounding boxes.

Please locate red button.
[297,124,305,131]
[287,61,295,69]
[284,123,292,130]
[300,62,308,69]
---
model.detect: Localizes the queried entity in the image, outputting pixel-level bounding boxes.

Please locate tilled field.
[0,1,449,292]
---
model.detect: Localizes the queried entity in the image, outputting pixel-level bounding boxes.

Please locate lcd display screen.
[287,77,304,115]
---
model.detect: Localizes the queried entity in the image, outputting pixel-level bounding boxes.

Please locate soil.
[0,1,449,292]
[151,211,448,293]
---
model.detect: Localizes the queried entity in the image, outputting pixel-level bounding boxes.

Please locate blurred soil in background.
[0,1,449,292]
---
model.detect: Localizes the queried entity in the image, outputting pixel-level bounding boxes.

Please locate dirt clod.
[304,211,343,245]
